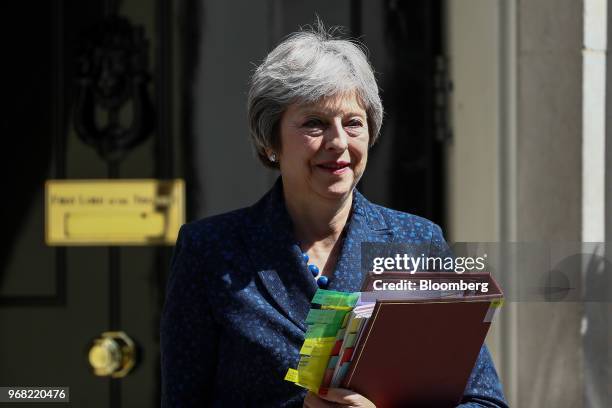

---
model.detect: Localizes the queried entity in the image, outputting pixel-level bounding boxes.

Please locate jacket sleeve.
[429,224,509,408]
[161,224,219,407]
[457,345,509,408]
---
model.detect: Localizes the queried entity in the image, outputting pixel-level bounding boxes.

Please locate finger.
[304,391,342,408]
[318,388,364,405]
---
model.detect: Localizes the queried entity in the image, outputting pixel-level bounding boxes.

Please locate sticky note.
[300,337,336,356]
[306,309,348,326]
[311,289,360,308]
[285,368,299,382]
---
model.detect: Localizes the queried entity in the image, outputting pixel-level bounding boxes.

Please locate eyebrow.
[298,108,367,118]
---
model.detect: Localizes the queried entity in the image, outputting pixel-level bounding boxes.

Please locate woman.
[161,26,508,407]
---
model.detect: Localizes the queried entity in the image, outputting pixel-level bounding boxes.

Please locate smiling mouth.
[318,163,349,170]
[316,162,351,174]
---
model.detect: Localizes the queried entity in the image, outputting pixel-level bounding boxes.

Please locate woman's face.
[276,91,369,201]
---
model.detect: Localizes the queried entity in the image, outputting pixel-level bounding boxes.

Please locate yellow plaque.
[45,179,185,245]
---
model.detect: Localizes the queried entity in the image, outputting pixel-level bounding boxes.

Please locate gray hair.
[247,25,383,168]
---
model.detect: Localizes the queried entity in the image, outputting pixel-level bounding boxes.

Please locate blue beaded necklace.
[301,251,329,289]
[296,222,348,290]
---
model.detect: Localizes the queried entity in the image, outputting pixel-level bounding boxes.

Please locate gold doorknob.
[88,331,136,378]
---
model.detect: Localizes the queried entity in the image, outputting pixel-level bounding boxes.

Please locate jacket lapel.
[241,179,315,333]
[330,189,395,292]
[241,179,396,332]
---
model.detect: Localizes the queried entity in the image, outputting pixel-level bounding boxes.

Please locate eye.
[345,118,364,128]
[302,118,325,128]
[344,119,366,137]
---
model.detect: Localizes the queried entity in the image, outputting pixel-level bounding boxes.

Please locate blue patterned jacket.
[160,178,508,407]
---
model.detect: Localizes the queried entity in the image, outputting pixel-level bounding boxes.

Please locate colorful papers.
[284,289,359,393]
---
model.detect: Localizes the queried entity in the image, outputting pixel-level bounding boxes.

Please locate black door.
[0,1,444,406]
[0,1,177,406]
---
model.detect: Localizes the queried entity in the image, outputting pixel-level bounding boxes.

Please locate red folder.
[341,272,503,408]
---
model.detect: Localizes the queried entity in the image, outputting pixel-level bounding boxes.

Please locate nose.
[324,120,348,152]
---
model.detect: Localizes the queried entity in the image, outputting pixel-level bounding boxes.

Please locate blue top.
[160,178,508,407]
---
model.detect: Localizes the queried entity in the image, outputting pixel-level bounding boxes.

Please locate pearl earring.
[268,153,277,162]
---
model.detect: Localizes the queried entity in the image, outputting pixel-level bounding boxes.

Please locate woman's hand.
[303,388,376,407]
